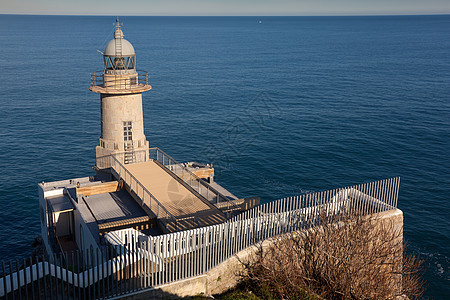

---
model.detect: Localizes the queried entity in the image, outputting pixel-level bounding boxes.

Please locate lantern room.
[102,20,136,75]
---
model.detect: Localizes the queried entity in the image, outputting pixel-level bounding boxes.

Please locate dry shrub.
[242,212,425,299]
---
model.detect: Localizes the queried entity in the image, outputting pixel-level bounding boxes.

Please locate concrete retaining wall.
[118,208,403,299]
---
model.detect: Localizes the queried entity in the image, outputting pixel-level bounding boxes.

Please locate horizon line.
[1,13,450,17]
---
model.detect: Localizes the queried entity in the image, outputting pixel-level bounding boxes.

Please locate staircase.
[115,35,122,57]
[124,142,136,164]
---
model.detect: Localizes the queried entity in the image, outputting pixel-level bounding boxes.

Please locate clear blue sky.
[1,0,450,16]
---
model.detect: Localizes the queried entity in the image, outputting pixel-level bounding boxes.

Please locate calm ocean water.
[0,15,449,298]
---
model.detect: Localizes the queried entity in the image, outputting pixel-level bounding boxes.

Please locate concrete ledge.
[89,84,151,94]
[116,275,207,299]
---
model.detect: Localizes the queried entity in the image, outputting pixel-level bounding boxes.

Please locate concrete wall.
[38,184,52,255]
[97,92,148,153]
[118,208,404,299]
[72,203,100,263]
[96,91,150,166]
[54,211,71,237]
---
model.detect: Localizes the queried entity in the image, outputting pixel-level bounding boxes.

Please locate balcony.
[89,70,152,94]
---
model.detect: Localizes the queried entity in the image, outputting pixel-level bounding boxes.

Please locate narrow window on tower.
[123,121,133,141]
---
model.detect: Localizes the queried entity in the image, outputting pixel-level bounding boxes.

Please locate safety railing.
[97,147,238,218]
[0,177,400,299]
[97,152,202,232]
[109,154,177,231]
[149,147,241,215]
[90,70,149,90]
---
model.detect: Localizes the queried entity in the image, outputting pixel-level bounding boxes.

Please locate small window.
[123,121,132,141]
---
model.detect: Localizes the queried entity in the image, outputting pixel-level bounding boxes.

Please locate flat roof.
[47,194,73,213]
[209,181,238,201]
[83,190,149,224]
[40,176,95,192]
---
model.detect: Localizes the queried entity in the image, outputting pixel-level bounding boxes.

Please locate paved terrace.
[123,161,227,231]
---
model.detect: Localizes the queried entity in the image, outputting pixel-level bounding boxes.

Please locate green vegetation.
[217,287,261,300]
[215,282,319,300]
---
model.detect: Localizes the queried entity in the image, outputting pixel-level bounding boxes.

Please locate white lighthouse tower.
[90,19,151,167]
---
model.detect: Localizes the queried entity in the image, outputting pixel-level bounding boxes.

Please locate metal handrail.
[109,154,177,229]
[96,148,240,223]
[90,69,149,89]
[149,147,241,214]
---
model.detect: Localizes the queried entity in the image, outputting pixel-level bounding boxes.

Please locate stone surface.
[95,91,150,166]
[118,275,208,299]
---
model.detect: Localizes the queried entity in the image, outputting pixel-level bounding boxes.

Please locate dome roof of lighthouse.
[104,38,135,57]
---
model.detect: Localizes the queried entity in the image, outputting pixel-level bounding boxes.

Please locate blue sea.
[0,15,449,298]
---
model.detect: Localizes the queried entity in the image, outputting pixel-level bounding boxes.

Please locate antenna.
[115,16,122,30]
[114,17,123,57]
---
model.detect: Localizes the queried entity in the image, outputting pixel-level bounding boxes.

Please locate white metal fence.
[0,177,400,299]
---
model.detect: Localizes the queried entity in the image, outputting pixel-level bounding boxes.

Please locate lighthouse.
[90,19,151,167]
